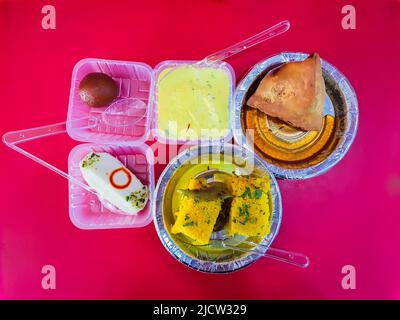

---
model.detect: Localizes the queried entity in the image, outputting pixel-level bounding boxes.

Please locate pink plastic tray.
[68,143,154,229]
[66,58,154,144]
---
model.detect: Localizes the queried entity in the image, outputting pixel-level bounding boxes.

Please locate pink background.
[1,0,399,299]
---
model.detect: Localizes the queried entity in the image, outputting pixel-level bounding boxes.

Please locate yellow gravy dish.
[157,65,230,141]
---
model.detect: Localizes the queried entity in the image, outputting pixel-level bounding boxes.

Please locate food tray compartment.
[68,143,154,229]
[67,58,154,144]
[152,60,236,145]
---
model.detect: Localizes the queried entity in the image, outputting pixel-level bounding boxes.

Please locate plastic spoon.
[100,97,147,127]
[201,20,290,64]
[180,235,309,268]
[61,98,148,133]
[3,95,148,215]
[65,97,147,130]
[3,126,139,215]
[104,21,291,125]
[222,241,309,268]
[159,20,291,82]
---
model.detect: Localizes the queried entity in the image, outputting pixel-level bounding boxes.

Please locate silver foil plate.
[153,144,282,273]
[233,52,359,179]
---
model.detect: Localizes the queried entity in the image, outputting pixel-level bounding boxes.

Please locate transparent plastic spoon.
[224,243,309,268]
[159,20,290,82]
[101,97,147,127]
[68,98,148,130]
[2,103,147,216]
[201,20,290,64]
[220,233,309,268]
[3,97,148,215]
[180,234,309,268]
[105,21,291,123]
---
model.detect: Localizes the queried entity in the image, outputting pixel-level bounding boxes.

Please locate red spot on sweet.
[109,167,132,189]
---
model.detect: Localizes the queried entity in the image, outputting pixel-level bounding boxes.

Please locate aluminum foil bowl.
[153,144,282,273]
[233,52,359,179]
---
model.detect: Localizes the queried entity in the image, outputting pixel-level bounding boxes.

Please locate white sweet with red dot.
[80,152,148,215]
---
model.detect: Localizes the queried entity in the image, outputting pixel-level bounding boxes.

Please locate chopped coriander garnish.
[183,221,195,227]
[238,203,250,225]
[243,203,249,217]
[254,189,263,199]
[81,152,100,168]
[125,186,148,209]
[241,187,252,199]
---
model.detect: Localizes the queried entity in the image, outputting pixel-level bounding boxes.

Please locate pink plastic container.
[152,60,236,145]
[67,58,154,144]
[66,58,156,229]
[68,143,154,229]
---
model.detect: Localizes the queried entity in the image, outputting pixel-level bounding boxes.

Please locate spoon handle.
[203,20,291,64]
[223,243,309,268]
[3,120,98,196]
[263,246,310,268]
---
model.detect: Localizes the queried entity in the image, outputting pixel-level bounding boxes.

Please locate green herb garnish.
[238,203,250,225]
[126,186,148,209]
[243,203,250,217]
[81,153,100,168]
[241,187,252,199]
[254,189,263,199]
[183,221,195,227]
